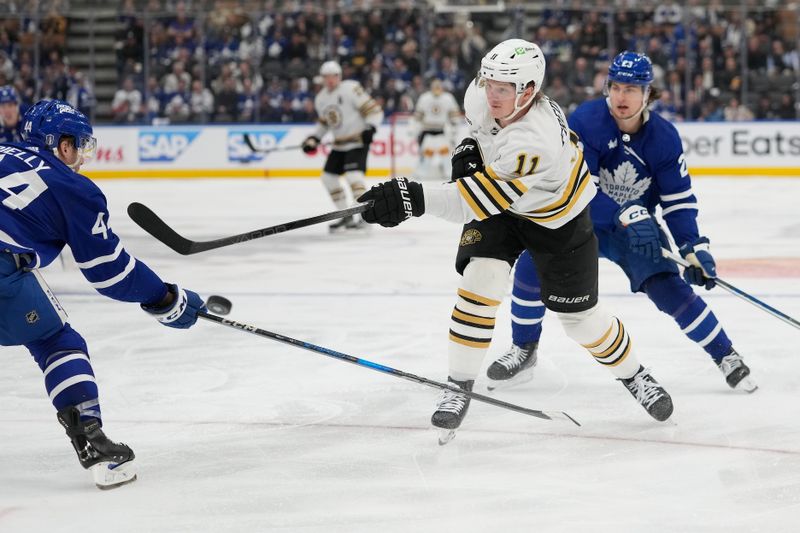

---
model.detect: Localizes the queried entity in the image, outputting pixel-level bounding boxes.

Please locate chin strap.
[499,92,535,123]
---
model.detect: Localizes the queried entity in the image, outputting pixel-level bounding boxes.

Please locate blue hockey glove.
[679,237,717,290]
[616,202,661,262]
[141,283,206,329]
[357,177,425,227]
[450,137,483,181]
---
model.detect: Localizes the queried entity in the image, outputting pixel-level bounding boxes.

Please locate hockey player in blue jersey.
[486,51,757,394]
[0,85,23,143]
[0,99,207,489]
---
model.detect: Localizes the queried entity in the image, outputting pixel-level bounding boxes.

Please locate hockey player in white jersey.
[357,39,674,444]
[302,61,384,232]
[411,78,462,180]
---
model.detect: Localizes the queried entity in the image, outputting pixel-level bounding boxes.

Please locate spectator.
[723,97,755,121]
[189,79,214,122]
[111,77,143,123]
[163,78,191,123]
[214,76,238,122]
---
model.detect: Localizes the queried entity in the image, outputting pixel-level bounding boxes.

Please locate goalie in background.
[410,78,462,181]
[302,60,384,233]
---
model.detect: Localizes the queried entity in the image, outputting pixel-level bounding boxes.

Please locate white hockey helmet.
[319,60,342,77]
[479,39,546,98]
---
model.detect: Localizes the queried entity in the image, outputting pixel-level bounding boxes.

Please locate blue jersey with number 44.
[0,142,167,304]
[568,98,700,248]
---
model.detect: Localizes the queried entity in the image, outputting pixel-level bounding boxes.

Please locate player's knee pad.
[556,303,611,345]
[344,171,366,195]
[321,172,344,194]
[558,304,637,375]
[642,272,696,316]
[459,258,510,312]
[26,323,88,371]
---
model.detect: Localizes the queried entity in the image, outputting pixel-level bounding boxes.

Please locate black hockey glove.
[450,137,483,181]
[361,125,376,147]
[302,135,320,154]
[357,177,425,228]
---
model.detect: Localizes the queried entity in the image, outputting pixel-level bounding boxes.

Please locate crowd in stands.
[1,1,798,124]
[0,0,96,117]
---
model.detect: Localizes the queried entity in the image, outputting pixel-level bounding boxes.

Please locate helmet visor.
[481,77,518,101]
[77,135,97,162]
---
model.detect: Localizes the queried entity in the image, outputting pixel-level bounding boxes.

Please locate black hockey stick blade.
[198,311,581,426]
[127,201,373,255]
[243,133,260,153]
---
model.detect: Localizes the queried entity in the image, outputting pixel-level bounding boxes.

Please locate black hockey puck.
[206,295,232,315]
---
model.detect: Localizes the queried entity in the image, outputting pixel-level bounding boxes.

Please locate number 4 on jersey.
[0,165,48,210]
[92,212,109,239]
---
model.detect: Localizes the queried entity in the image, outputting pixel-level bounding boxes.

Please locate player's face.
[57,139,84,172]
[322,74,340,91]
[608,82,647,120]
[0,102,19,126]
[484,79,518,119]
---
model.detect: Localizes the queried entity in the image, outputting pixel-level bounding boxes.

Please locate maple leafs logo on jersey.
[598,161,651,205]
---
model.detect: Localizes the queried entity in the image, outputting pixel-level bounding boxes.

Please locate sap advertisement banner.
[86,122,800,179]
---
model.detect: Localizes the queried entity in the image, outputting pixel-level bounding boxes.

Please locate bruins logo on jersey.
[321,105,343,128]
[460,228,482,246]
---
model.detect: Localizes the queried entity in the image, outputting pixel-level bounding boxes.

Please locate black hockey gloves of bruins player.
[450,137,484,181]
[357,177,425,227]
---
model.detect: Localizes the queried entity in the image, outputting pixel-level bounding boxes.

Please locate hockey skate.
[57,407,137,490]
[329,216,353,233]
[717,349,757,393]
[486,342,538,391]
[619,366,674,422]
[344,215,371,232]
[431,378,473,445]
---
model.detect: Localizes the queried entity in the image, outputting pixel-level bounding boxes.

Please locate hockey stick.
[243,134,329,155]
[662,248,800,331]
[198,311,580,426]
[127,201,372,255]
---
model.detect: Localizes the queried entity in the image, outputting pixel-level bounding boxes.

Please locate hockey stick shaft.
[244,134,328,155]
[198,312,580,426]
[662,248,800,330]
[127,202,371,255]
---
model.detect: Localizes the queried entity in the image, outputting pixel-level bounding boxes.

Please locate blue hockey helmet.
[21,99,96,159]
[607,51,654,86]
[0,85,18,104]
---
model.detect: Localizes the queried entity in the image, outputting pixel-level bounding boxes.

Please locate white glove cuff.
[618,205,651,227]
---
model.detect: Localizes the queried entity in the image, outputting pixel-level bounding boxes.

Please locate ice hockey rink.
[1,175,799,533]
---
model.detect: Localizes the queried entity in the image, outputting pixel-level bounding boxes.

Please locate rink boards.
[83,121,800,180]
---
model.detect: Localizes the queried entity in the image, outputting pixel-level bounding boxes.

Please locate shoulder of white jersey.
[463,78,486,129]
[340,79,364,93]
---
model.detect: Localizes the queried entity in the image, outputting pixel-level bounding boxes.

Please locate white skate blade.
[90,460,137,490]
[734,376,758,393]
[438,428,457,446]
[486,366,535,392]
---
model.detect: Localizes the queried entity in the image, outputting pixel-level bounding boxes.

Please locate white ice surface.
[1,177,799,533]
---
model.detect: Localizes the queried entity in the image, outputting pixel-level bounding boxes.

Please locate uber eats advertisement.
[85,122,800,179]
